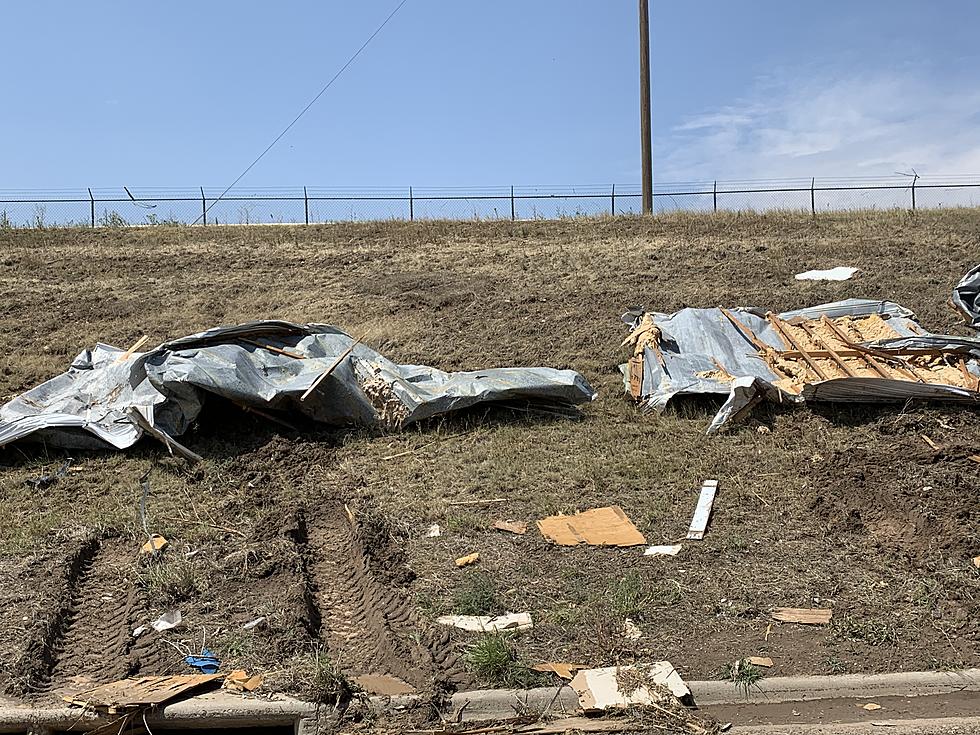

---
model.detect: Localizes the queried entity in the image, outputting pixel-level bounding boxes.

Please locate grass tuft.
[307,646,359,706]
[452,571,500,616]
[465,633,545,688]
[720,658,765,695]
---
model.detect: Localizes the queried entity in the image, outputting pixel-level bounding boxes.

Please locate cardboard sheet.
[64,674,222,711]
[537,506,647,547]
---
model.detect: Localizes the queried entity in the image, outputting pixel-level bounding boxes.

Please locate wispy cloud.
[659,70,980,182]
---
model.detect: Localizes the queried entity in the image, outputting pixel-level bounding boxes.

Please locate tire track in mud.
[297,505,469,692]
[14,538,173,693]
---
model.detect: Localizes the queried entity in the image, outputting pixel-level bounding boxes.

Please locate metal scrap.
[622,299,980,433]
[0,321,595,456]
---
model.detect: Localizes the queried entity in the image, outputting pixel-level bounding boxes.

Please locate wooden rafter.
[767,314,830,381]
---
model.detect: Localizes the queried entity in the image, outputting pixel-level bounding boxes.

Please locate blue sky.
[3,1,979,189]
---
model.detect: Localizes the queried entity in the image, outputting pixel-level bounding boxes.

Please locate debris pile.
[0,321,595,456]
[622,298,980,432]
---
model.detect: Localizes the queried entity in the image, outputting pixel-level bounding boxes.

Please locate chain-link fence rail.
[1,176,979,229]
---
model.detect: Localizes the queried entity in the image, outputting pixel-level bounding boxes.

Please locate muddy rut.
[296,504,468,692]
[12,538,174,694]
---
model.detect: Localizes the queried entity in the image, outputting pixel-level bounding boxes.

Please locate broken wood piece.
[140,534,168,556]
[223,670,263,692]
[351,673,415,696]
[627,355,644,398]
[747,656,774,668]
[515,717,644,734]
[115,335,150,363]
[455,552,479,567]
[772,607,833,625]
[921,435,941,451]
[299,334,364,402]
[968,455,980,465]
[63,674,222,710]
[972,555,980,569]
[239,338,304,359]
[767,314,830,381]
[127,408,203,465]
[686,479,718,541]
[531,662,590,680]
[493,519,527,535]
[537,506,646,547]
[447,498,507,506]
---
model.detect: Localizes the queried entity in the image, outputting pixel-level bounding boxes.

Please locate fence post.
[810,177,816,216]
[304,186,309,225]
[200,187,207,226]
[88,188,95,228]
[911,173,918,211]
[712,181,717,213]
[409,187,414,221]
[510,186,515,221]
[611,184,616,216]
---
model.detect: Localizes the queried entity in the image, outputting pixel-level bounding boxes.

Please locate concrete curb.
[447,669,980,722]
[0,669,977,733]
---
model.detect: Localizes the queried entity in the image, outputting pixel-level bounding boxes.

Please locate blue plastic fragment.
[185,649,220,674]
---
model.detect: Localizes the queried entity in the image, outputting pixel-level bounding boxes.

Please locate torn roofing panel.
[0,321,596,455]
[622,299,980,432]
[952,263,980,329]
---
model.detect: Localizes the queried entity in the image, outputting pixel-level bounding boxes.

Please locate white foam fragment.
[795,266,858,281]
[435,612,533,632]
[644,544,683,556]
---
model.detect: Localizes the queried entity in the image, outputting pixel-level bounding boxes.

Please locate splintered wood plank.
[628,355,644,399]
[772,607,833,625]
[686,479,718,540]
[64,674,222,710]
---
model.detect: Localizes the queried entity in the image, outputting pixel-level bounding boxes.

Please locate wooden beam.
[299,335,364,402]
[720,307,769,352]
[820,316,895,380]
[797,322,858,378]
[767,314,830,381]
[115,335,150,363]
[239,338,304,360]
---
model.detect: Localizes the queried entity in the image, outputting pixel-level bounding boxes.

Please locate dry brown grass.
[1,210,978,686]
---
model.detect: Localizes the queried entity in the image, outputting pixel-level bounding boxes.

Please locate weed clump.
[453,571,501,616]
[465,633,545,688]
[720,658,765,695]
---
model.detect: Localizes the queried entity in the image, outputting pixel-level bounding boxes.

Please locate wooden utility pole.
[639,0,653,214]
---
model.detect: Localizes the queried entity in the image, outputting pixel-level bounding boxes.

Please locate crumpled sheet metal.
[952,263,980,328]
[622,299,980,433]
[0,321,596,452]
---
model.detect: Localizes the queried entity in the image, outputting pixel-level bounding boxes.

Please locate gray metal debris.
[952,263,980,329]
[0,321,596,454]
[622,299,980,433]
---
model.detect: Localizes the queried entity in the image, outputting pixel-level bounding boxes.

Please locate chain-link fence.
[1,176,978,229]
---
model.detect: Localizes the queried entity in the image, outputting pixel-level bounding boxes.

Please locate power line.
[193,0,409,224]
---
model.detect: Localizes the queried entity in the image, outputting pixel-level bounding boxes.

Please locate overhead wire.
[192,0,409,224]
